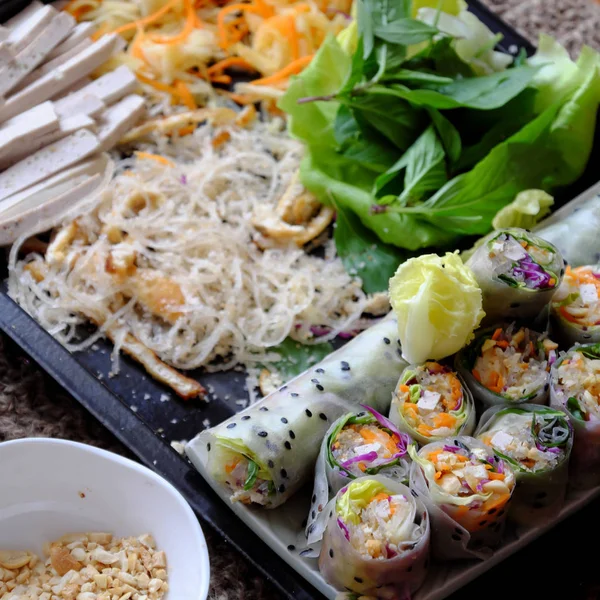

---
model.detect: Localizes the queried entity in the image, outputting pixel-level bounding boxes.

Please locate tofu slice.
[0,41,15,70]
[0,12,76,97]
[54,92,106,119]
[6,4,56,53]
[0,155,111,246]
[0,129,100,201]
[46,21,95,60]
[0,34,121,123]
[15,38,92,91]
[96,94,145,152]
[0,27,9,42]
[54,65,138,114]
[0,113,95,170]
[51,76,92,100]
[0,101,59,158]
[3,1,44,29]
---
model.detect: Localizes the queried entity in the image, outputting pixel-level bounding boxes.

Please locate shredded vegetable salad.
[471,326,557,400]
[62,0,351,108]
[554,347,600,422]
[552,266,600,329]
[395,363,466,439]
[487,233,559,291]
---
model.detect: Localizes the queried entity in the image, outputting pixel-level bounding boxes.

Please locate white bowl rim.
[0,437,211,600]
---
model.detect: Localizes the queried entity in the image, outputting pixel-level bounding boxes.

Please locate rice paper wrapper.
[319,476,430,599]
[466,228,564,326]
[305,408,414,549]
[455,325,550,410]
[550,345,600,489]
[389,364,476,446]
[534,185,600,268]
[475,404,573,528]
[409,436,516,561]
[185,316,408,508]
[549,265,600,348]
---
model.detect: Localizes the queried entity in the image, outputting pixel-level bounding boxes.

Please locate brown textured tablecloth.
[1,1,599,598]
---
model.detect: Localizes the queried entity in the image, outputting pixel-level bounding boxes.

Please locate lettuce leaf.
[336,479,388,524]
[491,189,554,229]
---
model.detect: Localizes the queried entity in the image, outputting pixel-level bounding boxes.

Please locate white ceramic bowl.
[0,438,210,600]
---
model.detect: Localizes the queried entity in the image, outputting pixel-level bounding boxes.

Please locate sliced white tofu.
[0,101,59,158]
[0,27,9,42]
[51,76,91,100]
[46,21,95,60]
[0,129,100,202]
[0,34,121,123]
[6,4,56,53]
[16,38,92,91]
[417,390,441,413]
[580,283,599,304]
[96,94,145,152]
[3,1,44,29]
[0,12,76,97]
[0,113,95,170]
[54,92,106,119]
[490,431,514,452]
[0,41,15,70]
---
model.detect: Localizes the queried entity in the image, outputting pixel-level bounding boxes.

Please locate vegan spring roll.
[409,437,515,559]
[306,406,413,545]
[319,477,430,598]
[550,344,600,489]
[185,317,408,508]
[389,362,475,445]
[466,228,564,324]
[550,265,600,347]
[476,405,572,526]
[456,324,556,409]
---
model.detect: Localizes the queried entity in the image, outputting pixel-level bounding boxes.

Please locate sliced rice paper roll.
[550,265,600,347]
[456,324,557,409]
[550,343,600,489]
[185,316,408,508]
[389,362,475,446]
[476,404,572,527]
[409,436,515,560]
[319,476,430,599]
[305,406,414,547]
[465,228,564,325]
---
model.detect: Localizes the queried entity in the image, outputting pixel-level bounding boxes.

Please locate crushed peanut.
[0,533,168,600]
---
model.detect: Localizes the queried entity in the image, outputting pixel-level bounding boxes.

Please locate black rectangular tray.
[1,2,600,598]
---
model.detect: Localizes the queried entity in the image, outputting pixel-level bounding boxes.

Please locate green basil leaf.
[357,0,375,59]
[382,69,454,85]
[577,344,600,360]
[374,18,438,46]
[428,108,462,164]
[266,338,335,381]
[567,396,585,421]
[243,460,260,491]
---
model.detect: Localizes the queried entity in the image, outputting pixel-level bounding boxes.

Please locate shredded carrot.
[434,471,442,480]
[481,493,510,513]
[472,369,481,382]
[175,80,197,109]
[398,384,410,394]
[371,493,390,503]
[225,458,240,474]
[496,340,509,349]
[560,307,581,324]
[130,27,148,64]
[218,2,275,49]
[113,0,180,36]
[417,423,433,436]
[427,449,443,461]
[177,124,196,136]
[135,152,175,167]
[492,328,503,341]
[207,57,255,75]
[455,454,469,462]
[358,428,378,444]
[211,74,233,84]
[403,402,418,415]
[250,54,314,86]
[150,0,195,44]
[488,472,505,480]
[433,412,457,429]
[358,462,367,472]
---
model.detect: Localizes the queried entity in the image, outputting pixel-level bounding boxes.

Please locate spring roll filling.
[488,233,558,290]
[472,326,557,400]
[329,409,410,478]
[552,266,600,329]
[554,350,600,421]
[396,362,466,438]
[212,439,274,504]
[479,411,569,472]
[336,480,421,560]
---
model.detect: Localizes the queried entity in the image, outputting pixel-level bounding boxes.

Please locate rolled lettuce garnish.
[466,227,564,325]
[456,324,556,408]
[476,405,573,526]
[305,405,413,546]
[319,476,430,598]
[550,343,600,489]
[186,316,408,508]
[409,436,515,560]
[390,362,475,445]
[550,265,600,347]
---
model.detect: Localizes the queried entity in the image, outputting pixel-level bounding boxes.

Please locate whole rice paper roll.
[550,265,600,347]
[389,362,475,446]
[409,436,516,560]
[550,343,600,489]
[319,476,430,599]
[185,316,408,508]
[456,324,557,409]
[476,404,573,527]
[305,406,414,547]
[466,228,564,325]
